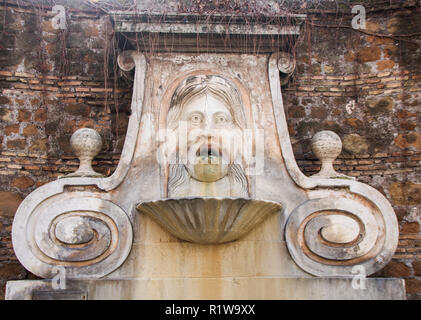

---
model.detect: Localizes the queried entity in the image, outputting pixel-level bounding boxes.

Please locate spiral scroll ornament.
[117,50,136,71]
[275,52,296,86]
[277,52,296,74]
[285,197,397,277]
[13,197,132,279]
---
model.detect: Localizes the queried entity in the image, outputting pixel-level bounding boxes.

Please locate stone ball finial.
[311,130,345,178]
[66,128,104,178]
[311,131,342,161]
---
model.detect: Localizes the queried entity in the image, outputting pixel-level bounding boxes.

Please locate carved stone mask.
[166,75,249,197]
[181,93,242,182]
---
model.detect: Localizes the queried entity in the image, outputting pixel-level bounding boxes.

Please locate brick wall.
[284,6,421,299]
[0,1,131,299]
[0,1,420,299]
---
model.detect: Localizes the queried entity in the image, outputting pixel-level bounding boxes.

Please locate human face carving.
[179,94,235,131]
[178,94,242,182]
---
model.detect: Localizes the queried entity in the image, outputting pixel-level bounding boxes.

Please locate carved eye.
[215,113,231,125]
[189,113,203,125]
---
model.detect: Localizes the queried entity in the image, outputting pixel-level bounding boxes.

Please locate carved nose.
[201,128,218,139]
[202,119,216,136]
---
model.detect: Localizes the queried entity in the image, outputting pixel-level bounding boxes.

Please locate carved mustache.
[184,136,241,165]
[186,138,223,158]
[165,127,243,164]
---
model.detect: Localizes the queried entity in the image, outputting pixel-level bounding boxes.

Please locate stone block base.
[6,277,405,300]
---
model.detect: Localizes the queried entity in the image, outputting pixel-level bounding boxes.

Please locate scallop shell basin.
[136,197,282,244]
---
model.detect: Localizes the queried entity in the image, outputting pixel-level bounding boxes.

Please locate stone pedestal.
[6,278,405,300]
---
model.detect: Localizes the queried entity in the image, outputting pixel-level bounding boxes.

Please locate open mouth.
[196,145,221,163]
[187,143,229,182]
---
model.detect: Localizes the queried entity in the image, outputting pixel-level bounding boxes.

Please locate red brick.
[386,82,401,88]
[29,138,48,152]
[15,72,34,78]
[64,103,91,117]
[0,191,23,217]
[76,87,90,92]
[395,132,421,150]
[11,176,35,189]
[397,110,417,119]
[91,87,113,92]
[365,79,380,84]
[0,71,13,76]
[34,109,47,121]
[77,119,94,128]
[22,124,38,137]
[357,46,381,62]
[0,263,27,279]
[406,279,421,294]
[7,139,26,149]
[377,60,395,71]
[401,222,421,234]
[17,109,31,122]
[4,124,19,135]
[383,261,411,277]
[413,261,421,276]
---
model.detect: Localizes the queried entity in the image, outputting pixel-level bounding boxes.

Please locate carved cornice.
[111,12,306,53]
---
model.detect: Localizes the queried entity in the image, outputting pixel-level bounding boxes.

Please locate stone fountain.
[6,10,404,299]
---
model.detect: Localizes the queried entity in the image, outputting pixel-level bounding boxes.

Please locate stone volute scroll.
[283,132,399,277]
[267,51,399,277]
[276,51,296,86]
[9,51,147,279]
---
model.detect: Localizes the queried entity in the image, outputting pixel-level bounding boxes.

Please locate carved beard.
[167,157,249,198]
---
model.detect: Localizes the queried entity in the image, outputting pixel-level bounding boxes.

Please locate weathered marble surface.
[136,197,282,244]
[310,130,348,178]
[6,278,405,300]
[8,47,401,299]
[65,128,103,178]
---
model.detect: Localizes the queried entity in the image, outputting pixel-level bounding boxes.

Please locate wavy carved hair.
[167,75,246,130]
